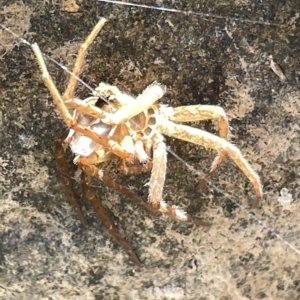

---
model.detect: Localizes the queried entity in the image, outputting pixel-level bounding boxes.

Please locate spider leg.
[62,18,107,101]
[117,159,153,175]
[32,43,135,161]
[65,82,166,126]
[66,97,111,120]
[168,105,230,187]
[161,121,262,208]
[64,71,166,127]
[148,134,209,226]
[75,148,155,214]
[55,132,86,224]
[79,164,156,215]
[110,84,166,124]
[80,170,141,266]
[169,105,229,137]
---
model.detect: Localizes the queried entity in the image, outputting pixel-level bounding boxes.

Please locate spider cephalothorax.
[32,18,262,266]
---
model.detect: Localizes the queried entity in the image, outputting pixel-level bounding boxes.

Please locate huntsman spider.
[32,18,262,266]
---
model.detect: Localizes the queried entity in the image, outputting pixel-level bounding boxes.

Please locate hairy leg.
[161,120,262,208]
[55,132,86,224]
[81,171,141,266]
[168,105,230,186]
[148,134,209,226]
[63,18,107,101]
[80,164,156,215]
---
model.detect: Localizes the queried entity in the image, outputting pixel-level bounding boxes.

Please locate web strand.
[94,0,280,26]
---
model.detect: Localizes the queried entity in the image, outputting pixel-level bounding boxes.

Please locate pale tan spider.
[32,18,262,266]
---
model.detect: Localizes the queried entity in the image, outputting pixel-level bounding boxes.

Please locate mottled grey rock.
[0,0,300,299]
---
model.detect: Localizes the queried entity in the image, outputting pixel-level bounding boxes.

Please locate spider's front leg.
[148,134,209,226]
[62,18,107,101]
[160,120,263,208]
[32,43,135,161]
[167,105,230,186]
[93,82,166,125]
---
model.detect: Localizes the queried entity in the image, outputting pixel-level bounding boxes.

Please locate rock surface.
[0,0,300,299]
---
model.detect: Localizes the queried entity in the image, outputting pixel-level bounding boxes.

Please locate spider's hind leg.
[168,104,230,187]
[55,132,86,224]
[80,168,142,266]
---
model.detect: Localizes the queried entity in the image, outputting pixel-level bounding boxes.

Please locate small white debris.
[154,57,165,64]
[98,170,104,180]
[269,56,286,81]
[165,19,175,28]
[278,188,293,205]
[147,285,184,299]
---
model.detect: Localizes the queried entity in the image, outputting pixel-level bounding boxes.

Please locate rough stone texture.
[0,0,300,299]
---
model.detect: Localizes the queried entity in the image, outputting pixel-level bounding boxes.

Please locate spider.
[32,18,262,266]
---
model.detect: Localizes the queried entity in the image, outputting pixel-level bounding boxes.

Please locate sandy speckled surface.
[0,0,300,299]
